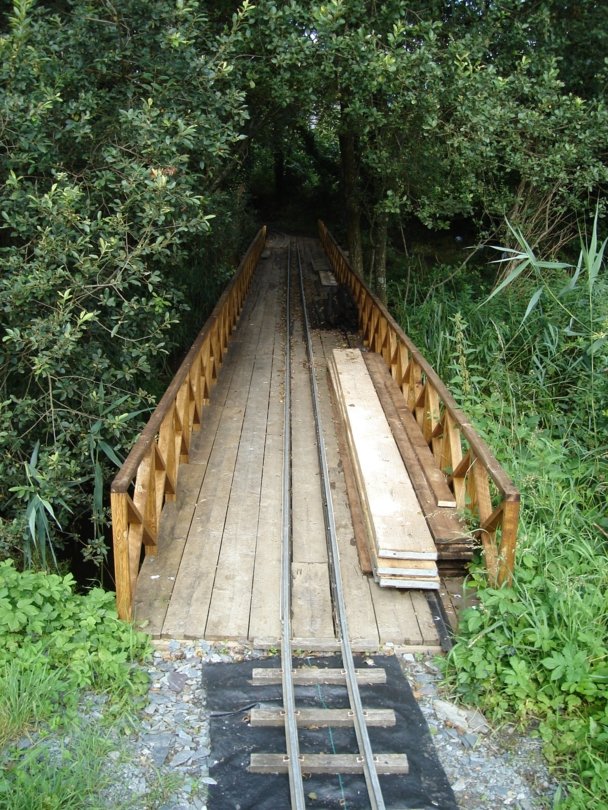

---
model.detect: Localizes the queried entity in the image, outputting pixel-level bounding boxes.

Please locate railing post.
[111,491,132,621]
[498,499,520,586]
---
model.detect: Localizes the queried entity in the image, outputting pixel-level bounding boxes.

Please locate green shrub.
[0,560,150,731]
[0,0,253,567]
[0,563,151,808]
[392,222,608,806]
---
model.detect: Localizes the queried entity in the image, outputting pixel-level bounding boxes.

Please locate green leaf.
[522,288,544,322]
[97,441,123,468]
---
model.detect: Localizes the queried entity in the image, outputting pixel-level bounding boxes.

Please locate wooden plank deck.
[133,235,441,650]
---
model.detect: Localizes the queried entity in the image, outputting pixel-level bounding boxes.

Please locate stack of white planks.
[329,348,439,589]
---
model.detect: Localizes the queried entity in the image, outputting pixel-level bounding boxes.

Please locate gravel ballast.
[91,640,559,809]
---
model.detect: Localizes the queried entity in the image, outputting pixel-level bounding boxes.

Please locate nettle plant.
[0,559,150,705]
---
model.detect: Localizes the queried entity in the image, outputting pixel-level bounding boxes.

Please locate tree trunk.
[338,130,364,277]
[373,211,388,304]
[274,147,286,201]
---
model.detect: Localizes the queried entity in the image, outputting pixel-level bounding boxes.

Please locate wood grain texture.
[291,562,336,641]
[318,221,520,587]
[248,296,285,641]
[205,267,280,639]
[249,753,409,775]
[291,313,328,565]
[251,667,387,685]
[331,348,437,561]
[326,350,373,575]
[315,329,379,646]
[161,266,270,638]
[112,228,267,619]
[249,707,396,727]
[364,351,457,508]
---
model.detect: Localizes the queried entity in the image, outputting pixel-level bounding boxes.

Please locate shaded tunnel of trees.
[0,0,606,577]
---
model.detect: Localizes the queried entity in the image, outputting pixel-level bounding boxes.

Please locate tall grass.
[0,660,66,749]
[389,222,608,807]
[0,727,116,810]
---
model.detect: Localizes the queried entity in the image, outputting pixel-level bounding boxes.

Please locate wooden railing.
[111,227,267,620]
[319,221,520,586]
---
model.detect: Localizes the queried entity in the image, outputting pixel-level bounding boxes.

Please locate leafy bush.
[0,563,151,808]
[0,0,252,567]
[0,560,150,725]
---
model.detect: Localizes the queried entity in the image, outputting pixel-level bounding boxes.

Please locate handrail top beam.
[112,226,266,493]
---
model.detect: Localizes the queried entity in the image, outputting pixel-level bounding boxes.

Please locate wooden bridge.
[110,224,520,649]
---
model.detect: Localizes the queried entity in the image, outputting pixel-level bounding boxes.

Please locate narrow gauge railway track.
[248,240,410,809]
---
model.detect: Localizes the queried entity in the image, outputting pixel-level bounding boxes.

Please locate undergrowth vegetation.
[391,224,608,808]
[0,560,151,806]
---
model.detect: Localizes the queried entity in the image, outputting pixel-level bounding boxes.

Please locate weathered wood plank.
[251,667,386,686]
[291,311,328,565]
[364,351,457,509]
[368,587,424,645]
[161,276,269,638]
[332,348,437,561]
[133,347,243,636]
[111,228,266,620]
[376,576,440,590]
[133,463,208,635]
[318,221,520,585]
[248,287,285,641]
[291,562,336,642]
[326,344,373,575]
[249,753,409,775]
[204,274,280,639]
[249,707,396,728]
[409,590,441,645]
[369,549,438,578]
[319,270,338,286]
[253,637,382,652]
[315,329,379,646]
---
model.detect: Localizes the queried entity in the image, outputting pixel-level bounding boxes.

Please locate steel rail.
[295,243,386,810]
[280,242,306,810]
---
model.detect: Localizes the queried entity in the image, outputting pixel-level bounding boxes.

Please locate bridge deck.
[133,235,441,649]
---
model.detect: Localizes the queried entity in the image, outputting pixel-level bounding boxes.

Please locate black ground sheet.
[204,654,457,809]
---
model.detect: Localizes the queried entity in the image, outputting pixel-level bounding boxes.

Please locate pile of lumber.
[312,257,338,288]
[330,349,475,584]
[362,352,475,577]
[329,348,440,589]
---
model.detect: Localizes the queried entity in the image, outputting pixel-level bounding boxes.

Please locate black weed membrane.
[204,654,457,809]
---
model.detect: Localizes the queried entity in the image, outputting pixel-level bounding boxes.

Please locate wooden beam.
[251,667,386,686]
[249,753,409,775]
[331,349,437,563]
[250,707,396,728]
[111,491,132,621]
[364,352,457,509]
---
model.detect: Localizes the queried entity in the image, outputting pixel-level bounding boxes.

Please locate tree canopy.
[0,0,606,566]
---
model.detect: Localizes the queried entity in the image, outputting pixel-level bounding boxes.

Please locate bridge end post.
[111,490,133,621]
[498,499,520,587]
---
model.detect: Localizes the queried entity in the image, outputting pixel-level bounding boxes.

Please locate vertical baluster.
[423,384,440,447]
[158,406,176,502]
[153,444,167,536]
[452,449,469,511]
